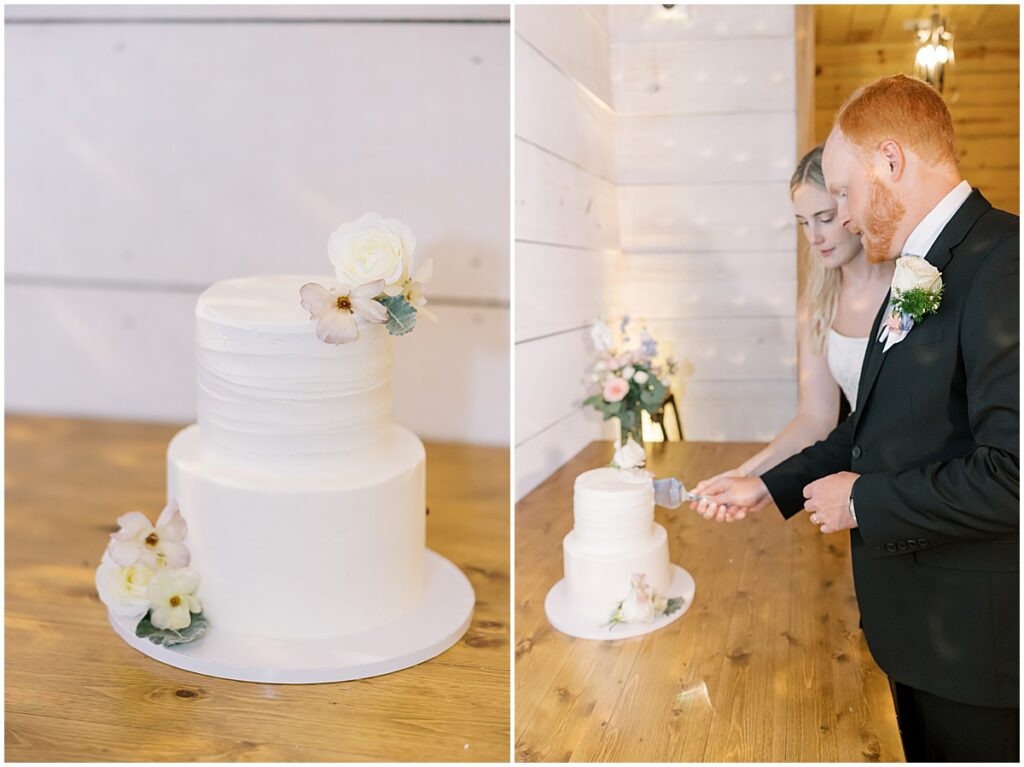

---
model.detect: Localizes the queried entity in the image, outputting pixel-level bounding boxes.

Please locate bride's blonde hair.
[792,144,841,355]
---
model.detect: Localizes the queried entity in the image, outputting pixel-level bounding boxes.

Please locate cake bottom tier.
[562,524,671,620]
[167,424,425,641]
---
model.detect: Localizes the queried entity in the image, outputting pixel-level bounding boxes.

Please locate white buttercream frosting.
[164,274,427,641]
[563,467,672,619]
[195,275,392,456]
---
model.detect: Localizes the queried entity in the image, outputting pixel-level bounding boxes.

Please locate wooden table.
[5,415,510,762]
[515,441,903,762]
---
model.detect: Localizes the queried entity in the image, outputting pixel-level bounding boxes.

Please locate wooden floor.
[515,440,904,762]
[5,415,510,762]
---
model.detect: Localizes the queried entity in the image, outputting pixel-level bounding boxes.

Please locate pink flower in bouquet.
[603,376,630,403]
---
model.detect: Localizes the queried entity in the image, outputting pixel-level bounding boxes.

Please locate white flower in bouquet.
[95,552,154,620]
[590,319,614,352]
[633,369,650,385]
[612,435,647,471]
[622,365,636,379]
[108,501,191,570]
[146,567,203,631]
[328,212,415,296]
[618,573,656,623]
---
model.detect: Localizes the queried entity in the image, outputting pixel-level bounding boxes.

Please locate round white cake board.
[545,564,695,641]
[108,549,474,684]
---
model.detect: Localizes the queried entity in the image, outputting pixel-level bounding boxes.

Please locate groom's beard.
[860,179,906,263]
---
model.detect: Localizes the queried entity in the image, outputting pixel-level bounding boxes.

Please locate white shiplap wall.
[514,5,801,498]
[609,4,799,444]
[5,4,510,446]
[515,5,620,499]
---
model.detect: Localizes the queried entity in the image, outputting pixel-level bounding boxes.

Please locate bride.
[695,145,894,495]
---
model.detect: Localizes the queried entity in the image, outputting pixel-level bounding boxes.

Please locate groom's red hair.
[835,74,959,168]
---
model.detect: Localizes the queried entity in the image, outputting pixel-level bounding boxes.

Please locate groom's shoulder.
[960,204,1018,266]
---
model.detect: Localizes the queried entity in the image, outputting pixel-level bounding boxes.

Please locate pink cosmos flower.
[300,280,388,345]
[885,314,904,337]
[109,500,190,570]
[603,376,630,403]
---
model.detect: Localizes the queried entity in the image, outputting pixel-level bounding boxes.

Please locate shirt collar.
[900,179,972,259]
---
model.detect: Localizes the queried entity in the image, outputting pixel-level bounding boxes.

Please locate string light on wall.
[911,6,956,92]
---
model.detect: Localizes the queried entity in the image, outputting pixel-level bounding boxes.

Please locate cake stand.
[545,564,695,641]
[108,549,474,684]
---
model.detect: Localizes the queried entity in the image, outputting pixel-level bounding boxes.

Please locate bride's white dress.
[826,328,870,410]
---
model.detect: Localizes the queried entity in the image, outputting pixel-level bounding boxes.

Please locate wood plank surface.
[5,415,510,762]
[514,440,903,762]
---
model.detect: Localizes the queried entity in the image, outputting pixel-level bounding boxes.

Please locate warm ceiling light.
[912,6,956,92]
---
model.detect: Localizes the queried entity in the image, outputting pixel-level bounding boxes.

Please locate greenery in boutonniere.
[892,285,944,323]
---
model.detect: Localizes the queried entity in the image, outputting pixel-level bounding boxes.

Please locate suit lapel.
[852,188,992,428]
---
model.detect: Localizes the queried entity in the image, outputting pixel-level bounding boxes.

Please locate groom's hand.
[690,476,772,522]
[803,472,860,534]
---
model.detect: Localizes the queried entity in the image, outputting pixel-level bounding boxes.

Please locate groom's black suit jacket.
[762,190,1019,708]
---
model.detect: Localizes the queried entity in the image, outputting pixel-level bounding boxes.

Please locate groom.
[694,74,1018,761]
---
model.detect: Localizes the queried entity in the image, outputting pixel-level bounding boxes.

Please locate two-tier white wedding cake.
[545,441,695,640]
[98,214,474,682]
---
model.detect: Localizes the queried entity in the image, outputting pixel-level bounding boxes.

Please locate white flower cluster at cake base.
[583,317,676,432]
[606,573,683,628]
[300,212,435,345]
[95,501,208,646]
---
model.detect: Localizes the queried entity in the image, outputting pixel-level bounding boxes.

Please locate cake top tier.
[198,274,351,333]
[574,467,653,507]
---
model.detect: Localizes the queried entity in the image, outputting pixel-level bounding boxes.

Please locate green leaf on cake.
[380,295,418,336]
[664,597,684,616]
[135,611,210,647]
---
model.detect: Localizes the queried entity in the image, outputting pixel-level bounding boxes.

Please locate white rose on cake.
[612,435,647,471]
[892,256,942,294]
[328,212,415,295]
[617,573,656,623]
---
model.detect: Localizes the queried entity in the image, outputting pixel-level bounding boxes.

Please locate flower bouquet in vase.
[583,317,675,444]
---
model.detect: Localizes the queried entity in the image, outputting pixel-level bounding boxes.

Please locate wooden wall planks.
[515,6,618,499]
[814,31,1020,214]
[6,7,510,445]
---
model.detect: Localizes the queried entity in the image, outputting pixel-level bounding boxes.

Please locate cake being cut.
[97,214,473,672]
[549,437,691,634]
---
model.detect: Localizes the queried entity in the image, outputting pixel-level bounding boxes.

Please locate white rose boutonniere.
[328,212,416,296]
[879,256,944,351]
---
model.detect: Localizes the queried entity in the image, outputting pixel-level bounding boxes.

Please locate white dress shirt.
[878,180,972,351]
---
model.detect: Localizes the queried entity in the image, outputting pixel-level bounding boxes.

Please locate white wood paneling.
[5,282,509,444]
[617,251,796,320]
[515,243,625,343]
[608,5,794,44]
[6,12,510,445]
[515,5,613,108]
[515,7,619,499]
[611,37,796,115]
[674,380,798,443]
[6,21,509,301]
[5,5,511,21]
[515,407,604,500]
[615,112,797,184]
[515,36,615,179]
[515,328,595,444]
[618,183,794,252]
[515,138,619,250]
[642,316,797,383]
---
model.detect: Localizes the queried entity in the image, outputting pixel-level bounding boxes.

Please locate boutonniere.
[879,256,944,351]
